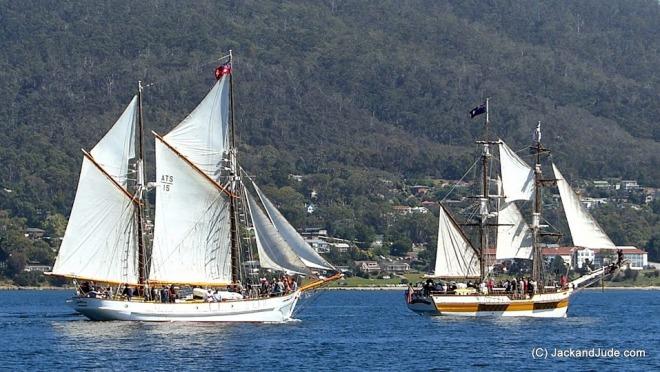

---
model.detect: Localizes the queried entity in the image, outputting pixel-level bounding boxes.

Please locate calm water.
[0,289,657,371]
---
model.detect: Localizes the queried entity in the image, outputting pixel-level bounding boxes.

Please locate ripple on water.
[0,289,657,370]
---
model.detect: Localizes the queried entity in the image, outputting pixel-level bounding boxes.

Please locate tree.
[42,213,67,238]
[390,238,412,257]
[549,255,567,277]
[6,252,27,277]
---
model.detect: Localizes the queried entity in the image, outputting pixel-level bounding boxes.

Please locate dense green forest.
[0,1,658,281]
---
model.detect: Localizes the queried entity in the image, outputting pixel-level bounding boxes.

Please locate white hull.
[407,289,572,318]
[69,291,301,322]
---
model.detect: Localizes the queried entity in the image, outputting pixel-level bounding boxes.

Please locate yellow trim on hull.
[435,299,569,313]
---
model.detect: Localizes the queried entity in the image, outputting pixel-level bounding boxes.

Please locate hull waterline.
[69,291,301,322]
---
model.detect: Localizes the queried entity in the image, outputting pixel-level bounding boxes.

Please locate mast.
[531,121,543,288]
[136,81,147,285]
[228,50,241,284]
[477,98,491,283]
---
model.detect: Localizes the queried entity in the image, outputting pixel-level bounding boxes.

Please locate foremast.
[475,98,497,283]
[135,81,148,285]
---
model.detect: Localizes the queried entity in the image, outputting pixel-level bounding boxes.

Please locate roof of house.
[542,247,576,256]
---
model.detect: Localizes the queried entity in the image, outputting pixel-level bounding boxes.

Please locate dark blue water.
[0,289,657,371]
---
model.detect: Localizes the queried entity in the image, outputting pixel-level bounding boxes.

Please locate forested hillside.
[0,0,658,278]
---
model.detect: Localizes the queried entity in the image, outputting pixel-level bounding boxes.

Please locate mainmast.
[531,122,545,287]
[227,50,241,284]
[136,81,148,285]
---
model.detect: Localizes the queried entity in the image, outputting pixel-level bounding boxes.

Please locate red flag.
[215,63,232,80]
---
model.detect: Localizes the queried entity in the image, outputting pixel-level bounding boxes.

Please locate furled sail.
[52,97,140,284]
[433,205,481,278]
[246,191,309,275]
[253,183,334,271]
[498,140,534,202]
[552,163,615,249]
[149,139,232,285]
[163,77,230,180]
[90,96,138,187]
[496,201,533,259]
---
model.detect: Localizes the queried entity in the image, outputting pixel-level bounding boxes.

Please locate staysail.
[253,183,334,271]
[498,140,534,202]
[52,98,140,284]
[552,163,616,249]
[246,191,309,275]
[433,205,481,278]
[149,76,233,285]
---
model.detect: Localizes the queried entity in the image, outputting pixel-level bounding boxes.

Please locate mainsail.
[149,76,233,285]
[148,139,232,284]
[253,183,334,271]
[433,205,481,278]
[246,190,309,275]
[552,163,616,249]
[52,98,140,284]
[496,201,533,259]
[498,140,534,202]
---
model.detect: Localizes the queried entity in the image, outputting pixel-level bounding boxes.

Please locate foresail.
[52,158,139,284]
[434,206,481,278]
[246,191,309,275]
[163,77,230,180]
[496,201,533,259]
[498,140,534,202]
[253,183,334,271]
[90,96,138,187]
[149,139,232,285]
[552,163,616,249]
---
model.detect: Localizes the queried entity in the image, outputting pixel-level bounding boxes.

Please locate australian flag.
[215,63,232,80]
[469,103,487,119]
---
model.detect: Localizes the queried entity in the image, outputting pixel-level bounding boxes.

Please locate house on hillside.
[354,261,381,273]
[25,227,46,240]
[380,261,410,274]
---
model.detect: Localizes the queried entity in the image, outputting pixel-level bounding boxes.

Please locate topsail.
[498,140,534,202]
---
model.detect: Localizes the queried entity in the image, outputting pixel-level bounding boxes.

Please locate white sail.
[52,158,139,284]
[253,184,334,271]
[496,201,533,259]
[149,139,232,285]
[499,140,534,202]
[552,163,615,249]
[90,96,138,187]
[163,77,230,180]
[246,191,309,275]
[433,206,481,278]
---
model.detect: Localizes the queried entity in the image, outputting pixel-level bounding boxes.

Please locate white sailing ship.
[48,52,338,322]
[407,100,623,318]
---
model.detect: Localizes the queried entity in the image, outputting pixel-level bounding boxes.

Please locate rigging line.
[294,288,322,318]
[440,157,480,203]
